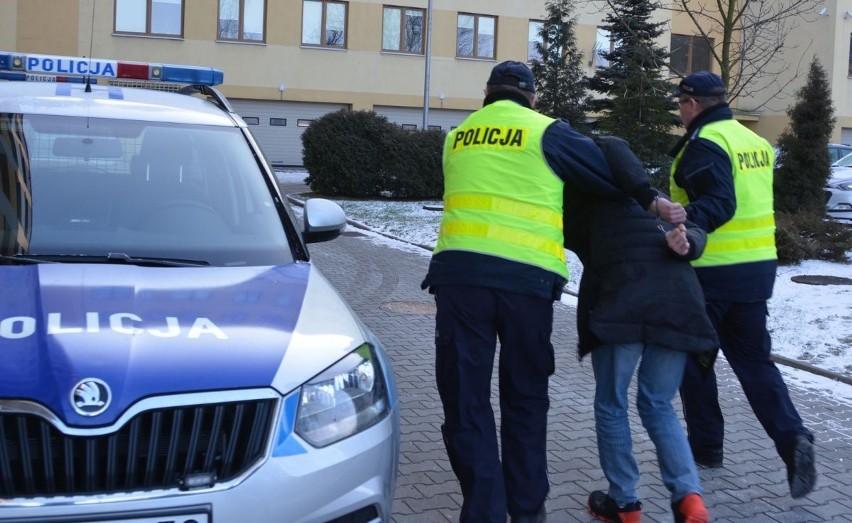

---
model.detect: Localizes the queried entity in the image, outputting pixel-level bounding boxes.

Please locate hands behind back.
[665,223,690,256]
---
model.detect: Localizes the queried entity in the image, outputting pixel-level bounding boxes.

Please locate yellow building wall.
[0,1,17,51]
[15,0,79,54]
[9,0,852,146]
[0,0,661,114]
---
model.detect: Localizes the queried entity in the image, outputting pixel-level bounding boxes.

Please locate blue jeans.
[592,343,702,506]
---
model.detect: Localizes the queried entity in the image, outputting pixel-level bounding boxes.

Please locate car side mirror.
[302,198,347,243]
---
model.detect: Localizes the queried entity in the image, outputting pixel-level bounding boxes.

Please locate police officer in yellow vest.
[670,71,817,499]
[421,61,623,523]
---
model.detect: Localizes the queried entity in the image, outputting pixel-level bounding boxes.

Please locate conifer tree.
[774,57,835,215]
[588,0,676,185]
[530,0,588,132]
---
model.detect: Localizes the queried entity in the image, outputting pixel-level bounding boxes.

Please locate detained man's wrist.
[633,186,659,211]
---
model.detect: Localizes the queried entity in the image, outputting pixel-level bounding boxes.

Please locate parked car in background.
[776,143,852,170]
[831,149,852,172]
[827,150,852,221]
[0,52,399,523]
[826,174,852,222]
[775,144,852,220]
[828,143,852,164]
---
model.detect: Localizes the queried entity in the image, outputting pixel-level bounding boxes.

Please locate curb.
[771,354,852,385]
[286,193,851,386]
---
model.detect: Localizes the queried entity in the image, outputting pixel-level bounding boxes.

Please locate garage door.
[229,99,350,167]
[841,128,852,148]
[374,105,471,132]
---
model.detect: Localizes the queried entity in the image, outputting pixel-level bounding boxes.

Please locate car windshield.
[0,113,293,266]
[833,151,852,168]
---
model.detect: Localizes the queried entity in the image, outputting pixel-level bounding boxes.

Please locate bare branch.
[671,0,821,106]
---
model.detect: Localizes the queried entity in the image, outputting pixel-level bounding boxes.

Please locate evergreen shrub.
[774,58,835,216]
[775,211,852,265]
[381,129,444,199]
[301,109,444,198]
[301,110,392,197]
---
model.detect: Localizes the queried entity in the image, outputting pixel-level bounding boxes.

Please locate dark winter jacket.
[565,136,719,358]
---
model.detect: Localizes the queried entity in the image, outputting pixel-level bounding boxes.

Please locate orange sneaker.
[588,490,642,523]
[672,493,709,523]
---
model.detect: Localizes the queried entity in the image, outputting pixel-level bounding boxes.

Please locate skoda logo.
[70,378,111,416]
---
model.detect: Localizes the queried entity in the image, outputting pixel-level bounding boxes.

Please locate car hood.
[828,173,852,186]
[829,163,852,178]
[0,262,364,427]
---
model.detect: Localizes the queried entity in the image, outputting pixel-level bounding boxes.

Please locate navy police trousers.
[433,285,555,523]
[681,299,811,462]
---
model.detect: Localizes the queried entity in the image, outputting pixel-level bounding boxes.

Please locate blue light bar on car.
[0,52,224,85]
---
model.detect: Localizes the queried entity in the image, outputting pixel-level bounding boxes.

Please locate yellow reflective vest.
[670,119,777,268]
[435,100,567,279]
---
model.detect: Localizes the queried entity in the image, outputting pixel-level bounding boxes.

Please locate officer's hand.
[655,197,687,224]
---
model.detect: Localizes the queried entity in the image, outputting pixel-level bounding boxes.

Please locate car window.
[828,145,852,164]
[832,151,852,168]
[1,113,293,266]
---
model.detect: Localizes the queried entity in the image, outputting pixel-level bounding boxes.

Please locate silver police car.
[0,52,399,523]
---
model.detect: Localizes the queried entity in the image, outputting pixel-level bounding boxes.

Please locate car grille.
[825,189,832,203]
[0,398,277,498]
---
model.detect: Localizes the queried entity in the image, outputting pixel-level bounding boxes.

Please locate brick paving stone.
[299,199,852,523]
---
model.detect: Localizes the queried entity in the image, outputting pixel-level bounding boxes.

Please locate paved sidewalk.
[290,188,852,522]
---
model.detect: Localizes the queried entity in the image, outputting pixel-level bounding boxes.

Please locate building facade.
[1,0,849,166]
[767,0,852,145]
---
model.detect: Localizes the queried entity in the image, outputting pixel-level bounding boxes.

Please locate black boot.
[786,434,817,498]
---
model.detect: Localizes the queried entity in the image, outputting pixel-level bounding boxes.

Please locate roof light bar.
[0,52,223,86]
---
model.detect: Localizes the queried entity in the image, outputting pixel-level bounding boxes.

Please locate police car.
[0,52,399,523]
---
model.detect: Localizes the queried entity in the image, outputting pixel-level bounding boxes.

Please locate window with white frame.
[670,34,713,75]
[302,0,348,48]
[115,0,183,37]
[594,28,613,68]
[528,20,544,63]
[848,34,852,76]
[218,0,266,42]
[382,6,425,54]
[457,13,495,59]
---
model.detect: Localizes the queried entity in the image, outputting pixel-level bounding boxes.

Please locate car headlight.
[833,181,852,191]
[296,344,390,447]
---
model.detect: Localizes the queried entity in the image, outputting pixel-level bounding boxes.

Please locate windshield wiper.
[1,253,209,267]
[0,254,58,265]
[103,253,210,267]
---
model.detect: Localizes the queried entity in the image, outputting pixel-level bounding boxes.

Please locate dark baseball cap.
[487,60,536,93]
[674,71,727,97]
